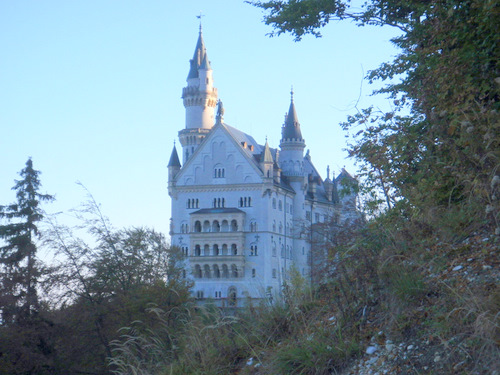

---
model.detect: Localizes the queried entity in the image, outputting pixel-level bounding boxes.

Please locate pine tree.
[0,158,54,324]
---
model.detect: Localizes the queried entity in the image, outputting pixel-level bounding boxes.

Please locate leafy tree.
[44,190,192,373]
[250,0,500,229]
[0,158,54,323]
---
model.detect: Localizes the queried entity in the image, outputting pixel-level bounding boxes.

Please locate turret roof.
[262,140,274,163]
[168,145,181,168]
[187,30,210,79]
[282,93,303,140]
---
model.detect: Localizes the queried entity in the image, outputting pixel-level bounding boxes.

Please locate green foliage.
[0,158,54,323]
[43,191,192,374]
[0,159,57,374]
[251,0,500,232]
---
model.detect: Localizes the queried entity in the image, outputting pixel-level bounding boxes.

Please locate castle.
[168,28,358,306]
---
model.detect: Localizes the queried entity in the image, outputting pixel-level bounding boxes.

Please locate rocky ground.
[344,233,499,375]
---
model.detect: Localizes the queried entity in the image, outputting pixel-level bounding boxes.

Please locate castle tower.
[179,26,218,163]
[279,90,305,178]
[167,144,181,196]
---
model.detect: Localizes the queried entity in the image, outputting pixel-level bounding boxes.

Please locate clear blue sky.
[0,1,400,239]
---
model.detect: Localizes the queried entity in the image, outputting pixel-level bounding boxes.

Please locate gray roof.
[262,141,274,163]
[281,98,303,140]
[168,145,181,168]
[187,31,211,79]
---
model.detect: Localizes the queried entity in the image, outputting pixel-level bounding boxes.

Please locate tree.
[0,158,54,324]
[250,0,499,230]
[44,191,192,373]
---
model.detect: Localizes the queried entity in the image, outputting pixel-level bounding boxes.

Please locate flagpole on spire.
[197,11,205,32]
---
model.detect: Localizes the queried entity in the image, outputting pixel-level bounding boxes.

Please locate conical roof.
[262,140,274,163]
[282,94,303,140]
[168,145,181,168]
[187,30,211,79]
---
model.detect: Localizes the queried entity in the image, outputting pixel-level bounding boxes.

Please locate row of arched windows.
[194,219,238,233]
[193,243,239,256]
[194,264,241,279]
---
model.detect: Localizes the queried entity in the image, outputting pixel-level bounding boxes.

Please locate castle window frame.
[239,196,252,207]
[272,269,277,278]
[250,245,258,256]
[214,164,225,178]
[272,198,276,209]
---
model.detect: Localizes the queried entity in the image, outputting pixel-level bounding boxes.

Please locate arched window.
[195,245,201,257]
[213,244,220,256]
[281,245,284,258]
[194,221,201,232]
[272,243,277,257]
[231,264,238,278]
[231,220,238,232]
[212,220,220,232]
[222,264,229,278]
[279,222,283,234]
[203,220,210,232]
[195,265,202,278]
[250,245,258,256]
[273,220,276,232]
[228,286,237,306]
[250,221,257,232]
[204,265,211,278]
[278,200,283,211]
[222,244,228,255]
[272,198,276,209]
[203,244,210,256]
[231,244,238,255]
[213,265,220,278]
[221,220,229,232]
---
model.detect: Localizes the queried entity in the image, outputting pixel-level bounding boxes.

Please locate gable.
[176,124,265,187]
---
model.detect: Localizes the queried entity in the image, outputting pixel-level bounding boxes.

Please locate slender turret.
[179,26,218,162]
[279,89,305,177]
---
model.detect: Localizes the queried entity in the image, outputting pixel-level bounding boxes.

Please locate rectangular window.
[252,269,256,278]
[306,211,311,220]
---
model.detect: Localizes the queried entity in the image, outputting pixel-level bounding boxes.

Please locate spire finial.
[327,165,330,179]
[197,11,204,32]
[290,85,294,102]
[174,140,176,147]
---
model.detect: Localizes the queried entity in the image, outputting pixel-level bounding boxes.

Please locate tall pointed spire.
[168,144,181,168]
[262,139,274,163]
[281,88,303,140]
[187,27,210,79]
[181,27,218,133]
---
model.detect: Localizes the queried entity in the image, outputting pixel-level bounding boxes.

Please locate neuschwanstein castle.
[168,28,358,306]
